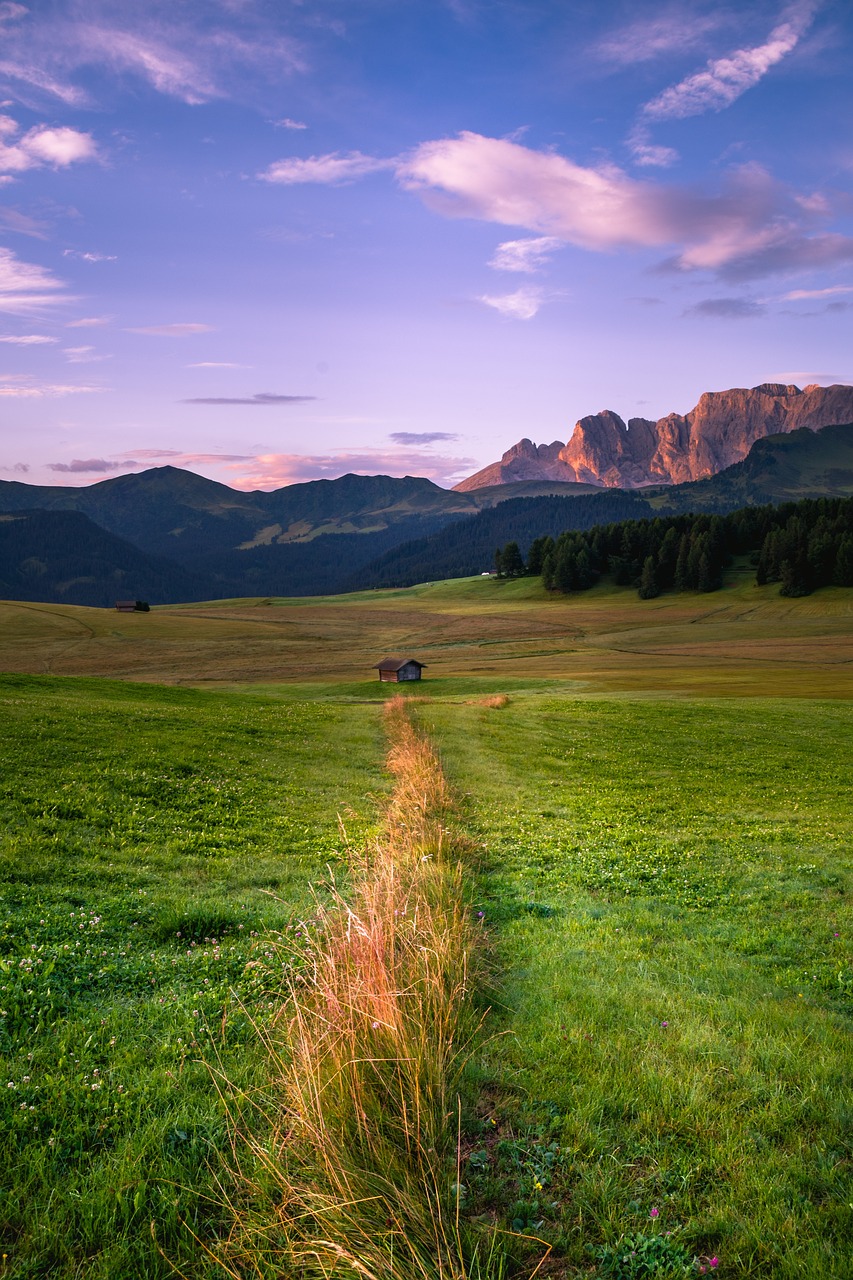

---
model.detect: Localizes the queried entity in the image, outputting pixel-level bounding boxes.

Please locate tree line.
[493,496,853,598]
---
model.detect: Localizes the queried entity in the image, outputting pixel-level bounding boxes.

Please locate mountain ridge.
[455,383,853,491]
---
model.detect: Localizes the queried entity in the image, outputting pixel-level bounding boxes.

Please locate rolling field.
[1,577,851,1277]
[1,567,852,697]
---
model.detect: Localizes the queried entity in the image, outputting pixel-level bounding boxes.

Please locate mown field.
[1,578,851,1277]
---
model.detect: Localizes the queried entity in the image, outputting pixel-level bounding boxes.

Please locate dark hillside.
[0,510,208,606]
[349,491,652,587]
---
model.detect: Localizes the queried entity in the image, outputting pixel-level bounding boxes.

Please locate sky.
[0,0,852,492]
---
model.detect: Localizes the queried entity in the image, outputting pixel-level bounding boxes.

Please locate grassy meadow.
[0,575,851,1277]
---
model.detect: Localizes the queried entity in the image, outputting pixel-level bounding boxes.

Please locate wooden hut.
[115,600,150,612]
[374,657,426,683]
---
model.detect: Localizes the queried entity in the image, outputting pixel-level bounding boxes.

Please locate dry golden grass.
[221,698,494,1280]
[1,570,852,696]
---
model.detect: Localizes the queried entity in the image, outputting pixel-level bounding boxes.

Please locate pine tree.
[501,541,525,577]
[638,554,660,599]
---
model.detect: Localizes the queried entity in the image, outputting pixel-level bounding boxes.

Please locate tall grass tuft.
[224,696,492,1280]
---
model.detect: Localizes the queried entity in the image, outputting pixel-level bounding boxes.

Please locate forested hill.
[347,491,651,589]
[0,510,208,607]
[494,496,853,600]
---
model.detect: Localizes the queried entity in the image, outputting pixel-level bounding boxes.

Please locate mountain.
[0,510,207,607]
[351,422,853,588]
[455,383,853,492]
[3,424,853,605]
[0,467,480,560]
[655,421,853,513]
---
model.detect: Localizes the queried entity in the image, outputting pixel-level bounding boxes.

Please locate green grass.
[2,666,852,1278]
[0,675,385,1279]
[416,695,853,1277]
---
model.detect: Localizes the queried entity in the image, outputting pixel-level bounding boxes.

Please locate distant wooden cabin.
[115,600,150,612]
[374,657,426,683]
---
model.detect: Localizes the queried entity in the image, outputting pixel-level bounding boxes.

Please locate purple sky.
[1,0,851,491]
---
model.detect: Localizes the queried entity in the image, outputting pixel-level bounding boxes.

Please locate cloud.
[477,285,549,320]
[782,285,853,300]
[187,360,250,368]
[127,322,214,336]
[0,118,98,174]
[684,297,764,318]
[62,345,110,363]
[47,458,128,473]
[226,448,477,490]
[488,235,562,273]
[260,150,394,185]
[117,449,253,464]
[625,127,680,169]
[62,249,116,263]
[0,332,56,343]
[0,4,28,22]
[181,392,316,405]
[0,378,104,396]
[769,371,850,384]
[596,11,730,66]
[397,131,853,281]
[0,207,49,238]
[0,10,304,109]
[642,3,817,122]
[0,244,70,312]
[389,432,460,445]
[273,117,307,130]
[66,314,112,327]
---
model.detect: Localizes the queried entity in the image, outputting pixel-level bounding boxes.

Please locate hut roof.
[374,657,426,672]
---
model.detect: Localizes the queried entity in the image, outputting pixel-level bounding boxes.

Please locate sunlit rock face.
[455,383,853,491]
[453,437,574,490]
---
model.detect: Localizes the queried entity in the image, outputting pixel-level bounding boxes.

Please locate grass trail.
[225,696,495,1280]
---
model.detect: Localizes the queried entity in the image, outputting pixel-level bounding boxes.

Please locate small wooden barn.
[374,657,426,683]
[115,600,150,612]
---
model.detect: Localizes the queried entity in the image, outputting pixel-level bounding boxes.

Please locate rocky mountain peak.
[454,382,853,491]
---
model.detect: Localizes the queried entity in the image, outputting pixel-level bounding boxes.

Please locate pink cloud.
[642,4,817,122]
[126,322,214,336]
[226,449,476,490]
[260,151,394,185]
[397,132,853,280]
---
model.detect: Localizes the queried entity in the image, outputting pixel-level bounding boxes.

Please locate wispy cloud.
[389,431,460,445]
[781,284,853,300]
[47,457,127,473]
[0,207,50,238]
[66,315,113,328]
[260,151,394,185]
[62,249,116,263]
[122,449,253,464]
[684,297,764,318]
[488,236,562,273]
[0,245,70,313]
[768,371,850,384]
[181,391,315,405]
[477,285,549,320]
[62,345,111,363]
[0,332,56,344]
[642,3,817,122]
[273,117,307,130]
[0,9,305,110]
[226,448,476,490]
[187,360,250,368]
[596,10,730,66]
[0,377,105,397]
[127,322,214,336]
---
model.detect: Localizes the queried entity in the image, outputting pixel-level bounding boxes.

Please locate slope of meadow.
[1,577,851,1277]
